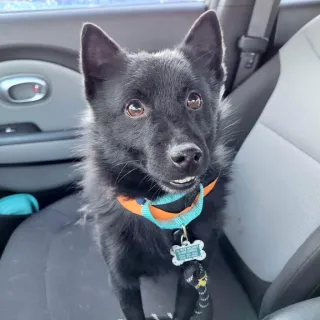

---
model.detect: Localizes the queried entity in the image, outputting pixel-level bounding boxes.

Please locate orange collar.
[117,178,218,221]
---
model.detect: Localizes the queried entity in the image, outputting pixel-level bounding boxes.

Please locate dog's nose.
[169,143,203,170]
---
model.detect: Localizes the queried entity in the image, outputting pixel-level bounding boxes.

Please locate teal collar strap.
[117,178,218,230]
[141,184,204,229]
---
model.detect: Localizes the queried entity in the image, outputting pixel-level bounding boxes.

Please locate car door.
[0,1,202,205]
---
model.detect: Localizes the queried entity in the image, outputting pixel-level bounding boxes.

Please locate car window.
[0,0,203,12]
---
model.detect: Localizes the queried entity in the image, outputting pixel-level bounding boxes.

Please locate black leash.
[146,261,211,320]
[183,261,212,320]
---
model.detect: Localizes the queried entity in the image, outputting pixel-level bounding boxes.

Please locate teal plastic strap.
[0,194,39,215]
[141,184,204,229]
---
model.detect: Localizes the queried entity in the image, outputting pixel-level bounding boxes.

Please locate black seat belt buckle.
[238,35,269,69]
[238,35,269,54]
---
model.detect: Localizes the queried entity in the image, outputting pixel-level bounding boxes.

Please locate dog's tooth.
[172,176,195,184]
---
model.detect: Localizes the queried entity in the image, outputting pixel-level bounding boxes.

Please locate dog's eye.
[126,100,145,118]
[187,92,202,110]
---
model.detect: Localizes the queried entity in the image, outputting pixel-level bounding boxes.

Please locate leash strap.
[184,261,211,319]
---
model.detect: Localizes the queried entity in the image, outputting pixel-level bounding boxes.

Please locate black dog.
[79,10,233,320]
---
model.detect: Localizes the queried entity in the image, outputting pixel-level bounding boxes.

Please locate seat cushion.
[0,195,256,320]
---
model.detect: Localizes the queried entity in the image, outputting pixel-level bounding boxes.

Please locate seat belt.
[232,0,281,89]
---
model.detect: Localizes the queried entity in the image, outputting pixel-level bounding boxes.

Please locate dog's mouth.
[160,176,199,193]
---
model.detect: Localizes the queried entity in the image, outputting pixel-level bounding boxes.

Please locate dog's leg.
[110,273,146,320]
[173,271,198,320]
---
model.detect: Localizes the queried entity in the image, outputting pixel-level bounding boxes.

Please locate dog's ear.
[180,10,226,81]
[80,23,126,99]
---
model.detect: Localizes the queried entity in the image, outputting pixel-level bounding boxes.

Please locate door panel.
[0,5,205,53]
[0,59,86,130]
[0,4,206,198]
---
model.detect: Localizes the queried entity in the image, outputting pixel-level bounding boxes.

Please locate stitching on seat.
[259,122,320,165]
[304,31,320,61]
[307,282,320,299]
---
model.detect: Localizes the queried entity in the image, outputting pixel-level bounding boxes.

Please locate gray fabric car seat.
[0,195,257,320]
[0,13,320,320]
[264,297,320,320]
[222,13,320,319]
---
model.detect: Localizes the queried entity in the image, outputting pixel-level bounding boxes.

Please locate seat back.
[223,14,320,318]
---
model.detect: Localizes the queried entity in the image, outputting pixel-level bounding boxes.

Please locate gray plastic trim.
[0,138,80,164]
[0,129,80,146]
[0,46,79,72]
[0,162,78,191]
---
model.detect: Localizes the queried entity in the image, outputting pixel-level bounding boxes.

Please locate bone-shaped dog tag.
[170,240,206,266]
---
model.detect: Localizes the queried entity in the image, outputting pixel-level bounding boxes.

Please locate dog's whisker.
[148,182,159,192]
[146,175,154,183]
[117,167,139,183]
[151,186,162,200]
[115,163,130,185]
[137,174,152,188]
[112,159,141,168]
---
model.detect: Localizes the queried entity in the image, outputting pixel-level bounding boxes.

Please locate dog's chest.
[98,187,224,277]
[108,214,213,277]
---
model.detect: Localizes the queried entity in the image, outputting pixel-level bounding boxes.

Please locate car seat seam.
[304,31,320,61]
[306,282,320,299]
[259,122,320,165]
[275,244,320,305]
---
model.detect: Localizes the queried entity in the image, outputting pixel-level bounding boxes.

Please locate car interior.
[0,0,320,319]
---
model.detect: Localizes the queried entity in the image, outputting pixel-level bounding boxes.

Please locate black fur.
[79,10,233,320]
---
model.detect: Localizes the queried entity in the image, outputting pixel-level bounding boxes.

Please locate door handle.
[0,75,48,104]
